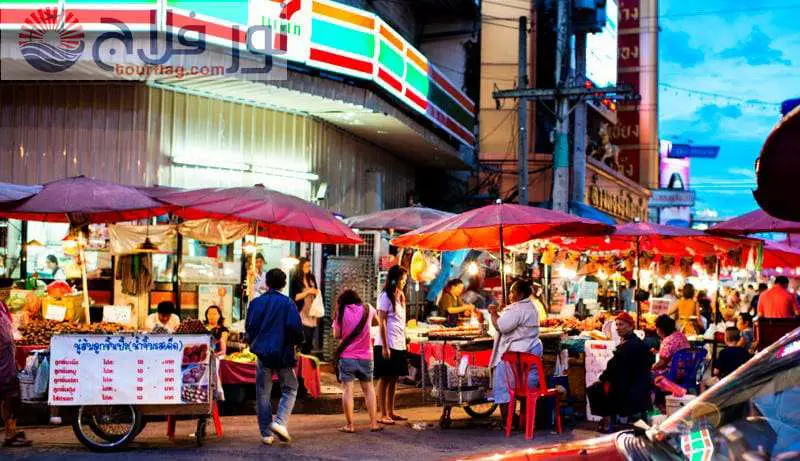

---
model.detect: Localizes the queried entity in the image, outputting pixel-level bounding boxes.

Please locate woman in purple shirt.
[333,290,381,433]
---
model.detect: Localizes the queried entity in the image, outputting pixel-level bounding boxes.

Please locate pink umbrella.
[710,209,800,235]
[0,176,171,223]
[761,240,800,269]
[0,182,41,203]
[159,185,362,245]
[344,206,455,232]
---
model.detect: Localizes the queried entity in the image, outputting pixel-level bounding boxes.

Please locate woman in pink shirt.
[332,290,381,433]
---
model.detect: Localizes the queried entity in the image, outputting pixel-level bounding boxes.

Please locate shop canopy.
[389,201,613,251]
[710,209,800,235]
[158,184,362,245]
[0,182,41,203]
[344,206,455,232]
[549,221,750,257]
[760,240,800,269]
[0,176,172,224]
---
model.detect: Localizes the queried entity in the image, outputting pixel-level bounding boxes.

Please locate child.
[736,313,755,353]
[715,328,752,379]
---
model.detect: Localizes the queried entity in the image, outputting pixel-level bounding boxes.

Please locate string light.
[467,261,479,276]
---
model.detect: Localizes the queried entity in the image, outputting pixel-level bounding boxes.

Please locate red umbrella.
[0,176,171,223]
[344,206,454,232]
[761,240,800,269]
[390,201,613,252]
[551,222,745,256]
[390,201,613,303]
[0,182,41,203]
[710,209,800,235]
[159,185,362,245]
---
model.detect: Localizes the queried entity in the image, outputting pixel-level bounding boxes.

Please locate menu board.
[48,334,211,406]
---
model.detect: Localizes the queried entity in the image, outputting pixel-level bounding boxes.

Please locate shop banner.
[49,334,211,406]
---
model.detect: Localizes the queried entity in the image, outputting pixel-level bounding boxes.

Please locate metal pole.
[635,236,641,329]
[551,0,571,213]
[497,200,508,305]
[20,221,28,279]
[711,258,721,369]
[517,15,529,206]
[571,31,588,204]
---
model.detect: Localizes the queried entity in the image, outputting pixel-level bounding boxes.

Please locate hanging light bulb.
[466,261,479,276]
[243,240,258,255]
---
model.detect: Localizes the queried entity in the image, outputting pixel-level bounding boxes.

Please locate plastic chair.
[500,351,562,440]
[665,348,707,394]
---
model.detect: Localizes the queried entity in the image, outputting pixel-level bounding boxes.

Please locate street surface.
[4,406,597,461]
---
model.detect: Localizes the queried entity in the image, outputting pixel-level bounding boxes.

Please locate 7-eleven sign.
[247,0,310,62]
[680,429,714,461]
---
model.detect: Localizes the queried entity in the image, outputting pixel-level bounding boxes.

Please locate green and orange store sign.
[0,0,476,147]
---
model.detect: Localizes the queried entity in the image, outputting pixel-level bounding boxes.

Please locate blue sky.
[658,0,799,220]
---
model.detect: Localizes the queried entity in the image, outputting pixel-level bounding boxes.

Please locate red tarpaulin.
[344,206,454,232]
[761,240,800,269]
[710,209,800,235]
[219,357,320,398]
[159,185,362,245]
[0,176,171,223]
[390,201,613,251]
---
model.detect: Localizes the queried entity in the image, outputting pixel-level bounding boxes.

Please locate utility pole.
[517,16,529,205]
[571,31,588,203]
[551,0,570,213]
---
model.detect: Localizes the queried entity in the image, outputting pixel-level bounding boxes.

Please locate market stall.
[391,200,613,427]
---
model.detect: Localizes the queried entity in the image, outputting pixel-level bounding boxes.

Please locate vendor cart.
[420,337,497,428]
[48,333,217,452]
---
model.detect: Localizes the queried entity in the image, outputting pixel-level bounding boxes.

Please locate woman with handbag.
[290,258,321,354]
[332,290,381,433]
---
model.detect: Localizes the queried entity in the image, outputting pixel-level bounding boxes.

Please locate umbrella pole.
[79,230,90,324]
[499,223,507,305]
[635,236,641,329]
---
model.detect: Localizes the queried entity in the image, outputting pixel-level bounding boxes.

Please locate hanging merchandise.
[659,256,675,277]
[680,257,694,278]
[115,254,154,296]
[703,256,717,274]
[420,252,441,283]
[410,250,428,282]
[540,245,557,265]
[725,248,743,268]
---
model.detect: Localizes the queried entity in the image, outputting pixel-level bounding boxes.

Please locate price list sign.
[49,334,211,406]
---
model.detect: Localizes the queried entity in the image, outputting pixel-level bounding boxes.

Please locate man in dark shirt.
[715,327,752,379]
[595,312,654,430]
[246,269,303,446]
[749,283,768,316]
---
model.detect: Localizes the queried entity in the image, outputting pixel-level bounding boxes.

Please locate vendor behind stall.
[45,255,66,281]
[145,301,181,333]
[438,279,474,326]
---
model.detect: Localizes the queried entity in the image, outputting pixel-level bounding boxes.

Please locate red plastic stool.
[501,351,563,440]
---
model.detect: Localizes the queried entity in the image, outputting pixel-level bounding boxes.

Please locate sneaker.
[49,416,62,425]
[268,422,291,443]
[261,435,276,446]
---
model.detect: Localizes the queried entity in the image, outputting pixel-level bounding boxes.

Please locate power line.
[660,83,781,107]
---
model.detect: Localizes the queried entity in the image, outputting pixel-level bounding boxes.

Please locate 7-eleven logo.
[268,0,301,51]
[680,429,714,461]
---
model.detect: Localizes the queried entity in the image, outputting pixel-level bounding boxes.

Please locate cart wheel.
[135,419,148,437]
[72,405,141,452]
[439,416,452,429]
[464,403,498,419]
[195,418,207,447]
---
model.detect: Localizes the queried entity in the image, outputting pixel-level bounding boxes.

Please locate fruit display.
[227,348,257,363]
[182,364,208,385]
[175,319,208,334]
[17,320,132,345]
[46,281,73,298]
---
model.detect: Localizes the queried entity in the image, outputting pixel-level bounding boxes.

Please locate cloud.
[660,27,705,68]
[726,167,756,178]
[720,26,792,66]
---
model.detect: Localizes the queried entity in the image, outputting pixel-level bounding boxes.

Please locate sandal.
[389,414,408,422]
[370,426,385,432]
[377,417,395,425]
[3,432,32,447]
[338,426,356,434]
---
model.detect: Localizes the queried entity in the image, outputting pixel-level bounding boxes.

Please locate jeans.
[256,358,298,438]
[301,326,316,354]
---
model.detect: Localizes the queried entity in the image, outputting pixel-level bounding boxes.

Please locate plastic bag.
[34,356,50,396]
[309,294,325,318]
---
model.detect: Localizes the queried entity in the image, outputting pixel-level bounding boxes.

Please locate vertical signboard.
[610,0,640,181]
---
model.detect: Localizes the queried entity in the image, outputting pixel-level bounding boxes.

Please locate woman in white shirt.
[488,280,543,424]
[374,265,408,425]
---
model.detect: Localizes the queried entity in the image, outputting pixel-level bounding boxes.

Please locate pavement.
[3,406,599,461]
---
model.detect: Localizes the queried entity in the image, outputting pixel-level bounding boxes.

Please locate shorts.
[338,358,374,382]
[373,346,408,379]
[492,361,539,404]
